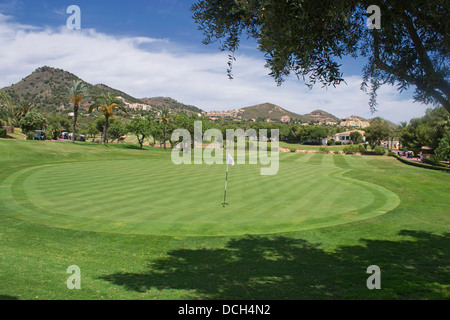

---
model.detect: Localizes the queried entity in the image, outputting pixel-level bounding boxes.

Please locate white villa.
[334,130,366,144]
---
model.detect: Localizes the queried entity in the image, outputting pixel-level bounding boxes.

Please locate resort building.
[280,116,291,123]
[340,116,370,129]
[206,109,242,120]
[334,130,366,144]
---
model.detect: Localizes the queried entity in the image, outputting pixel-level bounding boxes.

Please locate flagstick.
[222,160,229,208]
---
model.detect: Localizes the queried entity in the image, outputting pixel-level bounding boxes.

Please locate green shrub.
[357,144,366,153]
[0,128,7,138]
[343,144,365,154]
[319,147,328,154]
[373,146,387,155]
[388,151,397,157]
[26,131,35,140]
[343,145,354,154]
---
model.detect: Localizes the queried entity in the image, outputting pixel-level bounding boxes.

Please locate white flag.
[227,153,235,167]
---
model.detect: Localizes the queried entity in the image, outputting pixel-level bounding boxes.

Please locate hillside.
[302,109,340,123]
[238,103,305,121]
[369,117,399,129]
[0,66,143,114]
[0,66,204,116]
[92,84,142,104]
[140,97,203,114]
[1,66,84,114]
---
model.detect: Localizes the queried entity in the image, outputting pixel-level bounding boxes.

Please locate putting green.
[1,155,400,236]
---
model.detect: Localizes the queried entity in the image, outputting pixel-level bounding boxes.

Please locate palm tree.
[69,80,88,143]
[0,92,13,127]
[89,93,126,144]
[13,100,34,127]
[0,93,35,128]
[159,107,170,150]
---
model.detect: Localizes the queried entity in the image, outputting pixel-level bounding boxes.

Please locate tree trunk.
[163,128,166,150]
[103,116,109,145]
[72,105,78,143]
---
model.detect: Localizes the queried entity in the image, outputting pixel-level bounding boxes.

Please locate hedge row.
[422,157,448,168]
[390,153,450,173]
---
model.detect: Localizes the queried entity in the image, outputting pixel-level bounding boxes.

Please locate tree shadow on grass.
[100,230,449,299]
[0,295,19,300]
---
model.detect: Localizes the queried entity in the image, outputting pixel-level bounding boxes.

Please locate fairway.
[1,154,400,236]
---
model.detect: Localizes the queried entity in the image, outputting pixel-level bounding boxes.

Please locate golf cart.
[33,130,46,140]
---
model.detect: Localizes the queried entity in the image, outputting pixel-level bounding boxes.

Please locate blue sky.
[0,0,430,123]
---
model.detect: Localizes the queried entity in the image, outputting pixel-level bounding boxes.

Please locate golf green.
[1,153,400,236]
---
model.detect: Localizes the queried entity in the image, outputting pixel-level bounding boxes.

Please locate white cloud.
[0,13,428,123]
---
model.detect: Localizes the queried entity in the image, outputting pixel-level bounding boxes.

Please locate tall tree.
[127,116,154,149]
[89,93,126,144]
[0,92,14,127]
[400,106,449,153]
[159,107,171,150]
[107,120,127,143]
[364,118,392,147]
[69,80,88,143]
[191,0,450,112]
[13,100,34,127]
[435,131,450,161]
[350,131,364,144]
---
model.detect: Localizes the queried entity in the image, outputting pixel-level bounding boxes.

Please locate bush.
[373,146,387,155]
[0,128,7,138]
[358,144,366,153]
[319,146,328,154]
[26,131,35,140]
[327,139,335,146]
[19,111,48,133]
[388,151,397,157]
[343,144,365,155]
[335,141,342,145]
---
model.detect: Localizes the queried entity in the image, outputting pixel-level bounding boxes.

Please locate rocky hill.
[1,66,84,114]
[0,66,204,115]
[140,97,203,114]
[302,109,340,123]
[237,102,305,121]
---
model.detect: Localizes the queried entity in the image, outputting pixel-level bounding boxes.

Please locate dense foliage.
[191,0,450,112]
[399,106,449,156]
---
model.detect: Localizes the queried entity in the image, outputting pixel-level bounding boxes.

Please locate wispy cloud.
[0,0,22,14]
[52,7,67,17]
[0,13,428,123]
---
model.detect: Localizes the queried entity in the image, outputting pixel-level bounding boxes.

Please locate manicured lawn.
[278,141,345,151]
[0,140,448,300]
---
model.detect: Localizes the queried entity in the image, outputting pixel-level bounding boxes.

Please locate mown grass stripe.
[3,149,403,236]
